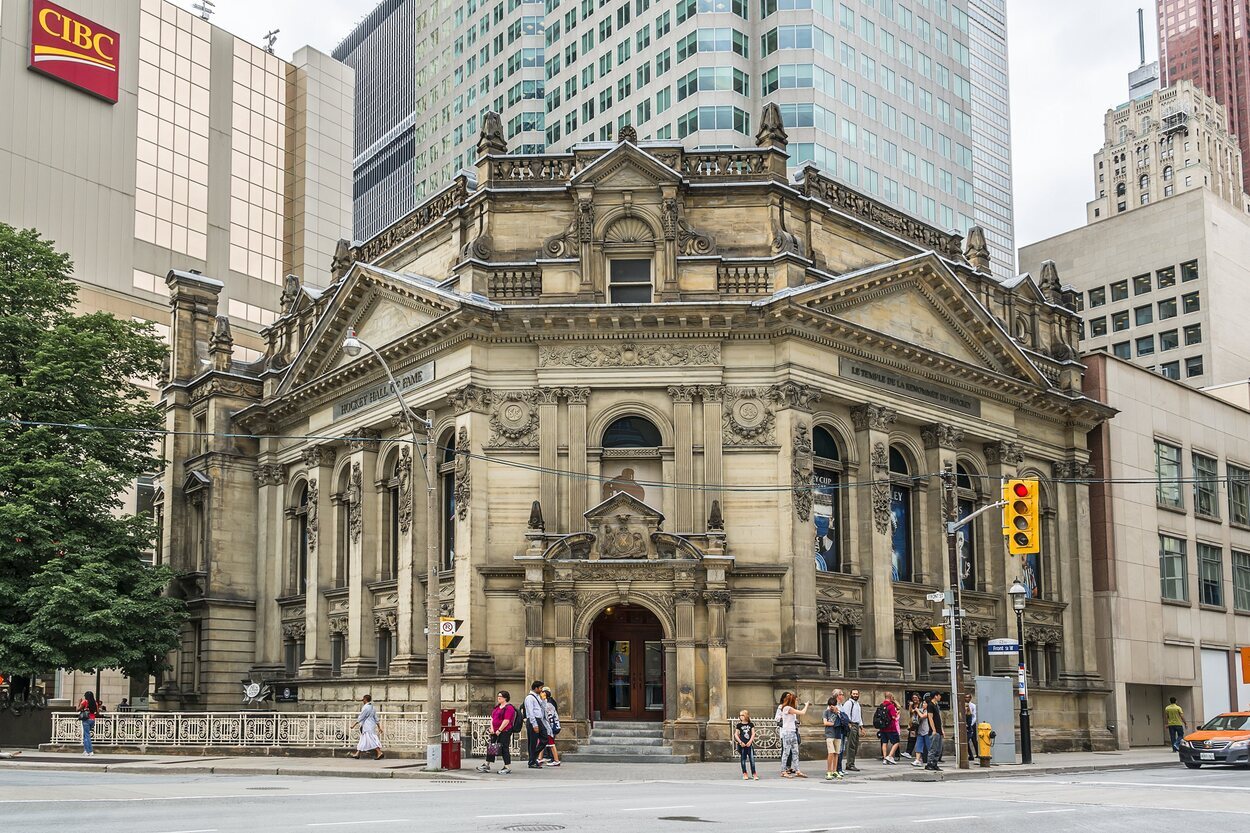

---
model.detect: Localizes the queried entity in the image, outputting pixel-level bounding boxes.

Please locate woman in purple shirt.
[478,690,517,774]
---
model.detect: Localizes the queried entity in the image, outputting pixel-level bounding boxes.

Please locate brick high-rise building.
[1157,0,1250,193]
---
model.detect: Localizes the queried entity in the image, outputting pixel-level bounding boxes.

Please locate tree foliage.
[0,223,185,676]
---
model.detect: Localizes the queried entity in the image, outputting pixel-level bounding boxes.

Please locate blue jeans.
[738,745,756,774]
[914,734,930,759]
[1168,725,1184,751]
[82,718,94,754]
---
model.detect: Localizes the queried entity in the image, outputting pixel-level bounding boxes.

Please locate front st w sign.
[28,0,120,104]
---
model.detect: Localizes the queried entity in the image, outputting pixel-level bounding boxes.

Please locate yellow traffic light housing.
[1002,479,1040,555]
[923,625,948,658]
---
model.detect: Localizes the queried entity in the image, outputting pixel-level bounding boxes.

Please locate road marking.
[911,816,978,823]
[749,799,807,805]
[0,787,482,805]
[621,805,695,812]
[778,827,862,832]
[475,813,564,819]
[1027,809,1079,814]
[308,822,408,828]
[153,829,217,833]
[1030,779,1250,792]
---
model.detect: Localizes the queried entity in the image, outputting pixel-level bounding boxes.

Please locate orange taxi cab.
[1179,711,1250,768]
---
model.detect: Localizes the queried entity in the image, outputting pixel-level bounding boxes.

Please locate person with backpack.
[523,680,550,769]
[539,686,562,767]
[875,691,901,764]
[477,690,516,774]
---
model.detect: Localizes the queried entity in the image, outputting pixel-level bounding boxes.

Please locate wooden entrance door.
[591,605,664,721]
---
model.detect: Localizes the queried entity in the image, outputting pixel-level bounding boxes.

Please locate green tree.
[0,223,185,677]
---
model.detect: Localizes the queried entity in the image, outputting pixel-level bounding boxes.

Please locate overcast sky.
[179,0,1161,257]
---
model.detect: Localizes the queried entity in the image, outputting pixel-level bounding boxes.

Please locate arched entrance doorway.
[590,605,664,721]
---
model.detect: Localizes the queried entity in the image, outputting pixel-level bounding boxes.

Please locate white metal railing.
[463,715,523,758]
[51,711,427,749]
[728,720,782,760]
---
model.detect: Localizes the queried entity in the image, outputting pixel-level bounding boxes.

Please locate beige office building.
[0,0,353,706]
[1085,354,1250,749]
[1085,80,1246,224]
[1020,187,1250,389]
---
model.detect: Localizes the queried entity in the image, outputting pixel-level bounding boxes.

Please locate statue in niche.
[601,467,645,502]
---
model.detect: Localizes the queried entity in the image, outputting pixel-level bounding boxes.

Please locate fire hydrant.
[977,721,995,767]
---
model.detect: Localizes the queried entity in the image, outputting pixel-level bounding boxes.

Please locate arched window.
[1163,165,1173,181]
[602,415,662,448]
[440,433,457,570]
[1139,174,1149,190]
[888,446,914,583]
[956,464,978,591]
[334,467,350,588]
[813,426,844,573]
[293,483,310,594]
[383,452,402,580]
[1116,182,1126,197]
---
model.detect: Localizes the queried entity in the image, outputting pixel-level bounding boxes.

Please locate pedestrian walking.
[1164,697,1188,751]
[523,680,550,769]
[911,694,931,767]
[925,692,945,771]
[478,690,517,774]
[778,692,810,778]
[842,688,864,771]
[822,693,845,781]
[876,691,901,764]
[78,690,97,756]
[348,694,383,760]
[734,709,758,780]
[540,687,562,767]
[963,693,978,761]
[905,693,921,757]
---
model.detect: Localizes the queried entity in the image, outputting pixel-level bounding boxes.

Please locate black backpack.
[872,703,890,730]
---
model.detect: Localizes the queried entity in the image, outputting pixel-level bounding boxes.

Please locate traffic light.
[1002,479,1040,555]
[439,617,464,652]
[923,625,948,658]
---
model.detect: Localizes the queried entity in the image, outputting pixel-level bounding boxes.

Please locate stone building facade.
[157,108,1113,757]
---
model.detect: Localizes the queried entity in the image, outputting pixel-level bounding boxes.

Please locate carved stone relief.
[985,441,1025,467]
[348,462,363,545]
[253,464,287,487]
[722,387,777,446]
[600,519,648,558]
[448,384,493,414]
[922,423,964,451]
[851,403,898,433]
[870,443,890,535]
[307,479,319,553]
[374,610,398,633]
[397,446,412,534]
[792,421,814,522]
[538,342,721,368]
[454,427,471,520]
[302,445,336,469]
[489,390,541,448]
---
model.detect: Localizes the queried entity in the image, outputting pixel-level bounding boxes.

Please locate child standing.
[734,710,758,780]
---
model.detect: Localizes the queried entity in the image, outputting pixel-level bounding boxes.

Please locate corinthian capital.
[921,423,964,450]
[851,403,897,432]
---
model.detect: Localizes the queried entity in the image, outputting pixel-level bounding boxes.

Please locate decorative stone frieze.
[348,462,363,544]
[922,423,964,450]
[668,385,698,403]
[538,342,721,368]
[397,446,412,534]
[302,445,336,469]
[769,381,821,411]
[447,384,493,414]
[346,429,381,452]
[851,403,898,433]
[253,464,287,486]
[453,427,471,520]
[985,441,1025,466]
[489,390,541,448]
[306,479,319,553]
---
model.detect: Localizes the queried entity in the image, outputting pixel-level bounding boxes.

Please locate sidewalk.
[0,746,1178,782]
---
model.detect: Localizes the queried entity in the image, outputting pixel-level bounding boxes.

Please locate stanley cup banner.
[28,0,120,103]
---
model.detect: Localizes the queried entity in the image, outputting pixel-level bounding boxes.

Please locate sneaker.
[825,772,834,781]
[911,759,923,767]
[476,764,491,773]
[752,774,759,780]
[528,763,543,769]
[499,767,511,775]
[835,772,844,780]
[546,760,561,767]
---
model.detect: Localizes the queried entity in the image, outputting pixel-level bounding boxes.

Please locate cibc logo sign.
[28,0,120,103]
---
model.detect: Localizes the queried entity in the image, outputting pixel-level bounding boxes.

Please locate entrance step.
[562,721,692,764]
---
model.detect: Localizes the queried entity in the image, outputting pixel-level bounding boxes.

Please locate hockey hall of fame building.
[156,107,1116,757]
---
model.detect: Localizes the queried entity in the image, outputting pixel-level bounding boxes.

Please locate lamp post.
[1008,579,1032,765]
[343,328,443,770]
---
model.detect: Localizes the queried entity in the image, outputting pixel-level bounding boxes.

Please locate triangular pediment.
[277,263,463,396]
[785,253,1050,387]
[584,490,665,524]
[571,143,681,190]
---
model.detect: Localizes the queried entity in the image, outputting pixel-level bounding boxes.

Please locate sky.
[177,0,1163,257]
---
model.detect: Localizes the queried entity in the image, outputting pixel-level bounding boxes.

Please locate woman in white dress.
[349,694,383,760]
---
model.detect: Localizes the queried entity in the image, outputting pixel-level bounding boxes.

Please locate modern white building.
[335,0,1015,280]
[1085,353,1250,748]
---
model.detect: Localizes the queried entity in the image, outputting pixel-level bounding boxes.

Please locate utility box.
[975,675,1015,764]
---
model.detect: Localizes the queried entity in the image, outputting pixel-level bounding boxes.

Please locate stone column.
[343,431,380,676]
[300,444,336,676]
[1054,459,1101,684]
[520,589,546,688]
[670,386,697,532]
[703,588,731,749]
[851,403,903,679]
[921,424,963,587]
[447,385,495,675]
[390,444,426,674]
[673,587,700,755]
[564,387,590,532]
[983,441,1022,595]
[252,462,287,674]
[551,588,577,727]
[699,386,724,533]
[536,388,560,531]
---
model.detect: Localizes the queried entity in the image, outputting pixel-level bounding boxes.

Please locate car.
[1178,711,1250,769]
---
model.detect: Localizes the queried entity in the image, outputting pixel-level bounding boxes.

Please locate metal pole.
[425,410,442,770]
[1016,603,1033,764]
[941,463,968,769]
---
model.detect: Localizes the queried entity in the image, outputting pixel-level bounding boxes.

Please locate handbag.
[78,707,90,721]
[486,736,500,757]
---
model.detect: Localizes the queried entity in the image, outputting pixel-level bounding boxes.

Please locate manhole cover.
[503,826,564,832]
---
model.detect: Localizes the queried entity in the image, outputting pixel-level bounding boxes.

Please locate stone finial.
[209,314,233,371]
[1039,260,1063,302]
[964,225,990,273]
[755,102,789,149]
[477,111,507,156]
[330,239,354,281]
[280,274,301,314]
[617,124,638,144]
[707,499,724,531]
[527,500,545,532]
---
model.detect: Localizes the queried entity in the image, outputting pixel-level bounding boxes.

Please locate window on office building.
[1133,274,1151,295]
[1112,311,1129,332]
[1181,259,1199,282]
[1198,543,1223,607]
[1160,361,1180,380]
[1234,551,1250,611]
[1159,329,1178,351]
[1089,317,1107,337]
[1182,291,1201,313]
[1088,287,1106,307]
[1183,323,1202,345]
[1157,266,1176,288]
[1136,335,1154,356]
[1110,280,1129,301]
[1158,297,1177,319]
[1185,355,1204,377]
[1193,453,1220,518]
[1134,305,1153,326]
[1112,341,1131,359]
[1159,534,1188,602]
[1155,441,1183,508]
[1228,464,1250,527]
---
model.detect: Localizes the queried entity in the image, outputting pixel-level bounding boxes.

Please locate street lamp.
[1008,579,1032,765]
[343,327,443,770]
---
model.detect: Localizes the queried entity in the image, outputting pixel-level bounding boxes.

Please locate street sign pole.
[941,462,968,770]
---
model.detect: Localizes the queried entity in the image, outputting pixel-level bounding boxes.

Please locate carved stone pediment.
[581,491,666,560]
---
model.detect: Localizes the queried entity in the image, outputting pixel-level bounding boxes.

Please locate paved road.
[3,763,1246,832]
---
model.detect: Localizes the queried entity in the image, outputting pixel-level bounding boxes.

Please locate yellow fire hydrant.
[977,722,995,767]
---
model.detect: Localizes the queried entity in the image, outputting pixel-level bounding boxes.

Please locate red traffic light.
[1012,482,1030,497]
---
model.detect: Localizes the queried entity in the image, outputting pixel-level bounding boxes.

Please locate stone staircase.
[562,721,691,764]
